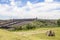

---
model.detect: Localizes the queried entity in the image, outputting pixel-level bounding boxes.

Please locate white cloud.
[10,0,15,6]
[0,0,60,19]
[45,0,54,2]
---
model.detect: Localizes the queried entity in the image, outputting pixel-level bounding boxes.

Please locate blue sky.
[0,0,60,6]
[0,0,44,7]
[0,0,60,19]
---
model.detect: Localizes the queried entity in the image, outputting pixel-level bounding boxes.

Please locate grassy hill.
[0,27,60,40]
[0,19,60,40]
[0,29,23,40]
[13,27,60,40]
[10,20,58,31]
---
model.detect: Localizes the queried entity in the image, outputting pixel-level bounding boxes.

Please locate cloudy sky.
[0,0,60,19]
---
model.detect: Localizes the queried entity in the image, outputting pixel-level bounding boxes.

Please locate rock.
[46,30,55,36]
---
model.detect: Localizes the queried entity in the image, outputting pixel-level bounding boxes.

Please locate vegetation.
[0,19,60,31]
[0,27,60,40]
[57,19,60,26]
[0,29,21,40]
[9,20,58,31]
[0,19,60,40]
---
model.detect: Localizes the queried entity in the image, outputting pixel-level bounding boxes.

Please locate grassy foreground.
[0,29,22,40]
[0,27,60,40]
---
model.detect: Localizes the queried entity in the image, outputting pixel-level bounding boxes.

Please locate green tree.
[57,19,60,26]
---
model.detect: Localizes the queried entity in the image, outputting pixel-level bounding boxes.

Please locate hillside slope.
[0,29,23,40]
[0,27,60,40]
[13,27,60,40]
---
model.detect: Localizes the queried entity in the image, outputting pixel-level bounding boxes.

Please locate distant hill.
[0,18,58,30]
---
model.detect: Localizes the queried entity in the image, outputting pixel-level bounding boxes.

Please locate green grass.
[0,29,20,40]
[0,27,60,40]
[29,28,60,40]
[32,27,60,40]
[0,29,28,40]
[13,27,60,40]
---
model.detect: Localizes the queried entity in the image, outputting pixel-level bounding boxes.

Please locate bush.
[25,24,36,30]
[9,26,23,31]
[11,23,36,31]
[15,26,23,30]
[8,20,58,31]
[57,19,60,26]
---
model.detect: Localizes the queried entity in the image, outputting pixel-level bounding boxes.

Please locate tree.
[57,19,60,26]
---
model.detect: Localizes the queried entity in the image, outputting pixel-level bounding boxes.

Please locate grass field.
[0,27,60,40]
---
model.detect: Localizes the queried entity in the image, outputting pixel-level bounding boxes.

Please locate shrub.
[57,19,60,26]
[25,24,36,30]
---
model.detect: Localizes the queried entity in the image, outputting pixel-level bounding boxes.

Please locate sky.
[0,0,60,20]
